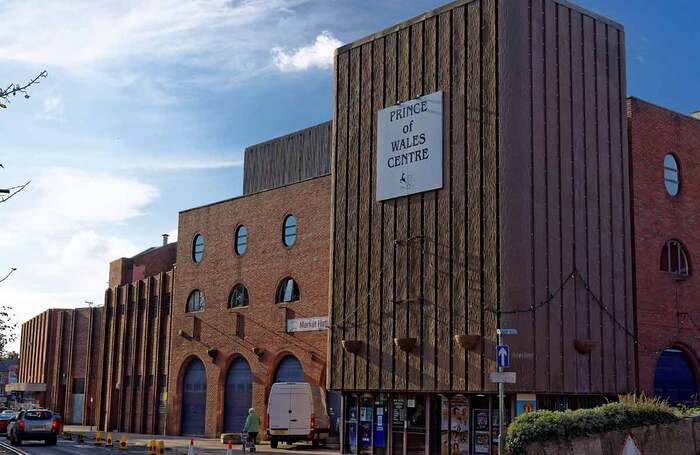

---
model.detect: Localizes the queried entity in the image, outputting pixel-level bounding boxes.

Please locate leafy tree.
[0,305,16,358]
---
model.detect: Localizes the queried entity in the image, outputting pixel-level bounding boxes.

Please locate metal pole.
[498,330,504,455]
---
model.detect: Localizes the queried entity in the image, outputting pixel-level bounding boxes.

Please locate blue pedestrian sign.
[497,345,509,368]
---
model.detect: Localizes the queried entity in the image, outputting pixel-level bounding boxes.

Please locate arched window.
[229,284,249,309]
[186,290,205,313]
[664,154,680,197]
[276,277,300,304]
[660,240,690,277]
[192,234,204,263]
[235,225,248,255]
[283,214,297,247]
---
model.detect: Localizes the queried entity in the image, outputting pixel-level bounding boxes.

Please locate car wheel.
[312,437,319,448]
[270,438,278,449]
[47,436,57,445]
[15,436,22,446]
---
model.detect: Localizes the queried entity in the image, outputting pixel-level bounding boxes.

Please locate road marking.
[0,440,28,455]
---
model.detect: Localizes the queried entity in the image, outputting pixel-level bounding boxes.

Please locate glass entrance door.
[391,396,427,454]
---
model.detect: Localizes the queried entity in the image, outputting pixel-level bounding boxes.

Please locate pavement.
[0,427,339,455]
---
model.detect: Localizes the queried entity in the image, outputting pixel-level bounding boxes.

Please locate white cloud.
[39,96,65,120]
[272,31,342,72]
[126,159,243,172]
[0,168,159,351]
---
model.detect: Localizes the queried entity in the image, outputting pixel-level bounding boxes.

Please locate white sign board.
[376,91,443,201]
[489,372,517,384]
[286,316,329,333]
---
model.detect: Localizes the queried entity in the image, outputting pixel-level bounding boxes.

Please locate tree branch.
[0,181,30,203]
[0,71,48,108]
[0,268,16,285]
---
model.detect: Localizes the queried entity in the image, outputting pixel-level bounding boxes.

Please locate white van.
[267,382,330,448]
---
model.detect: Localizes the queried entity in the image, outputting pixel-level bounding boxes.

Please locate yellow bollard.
[157,440,166,455]
[105,432,113,447]
[118,434,128,450]
[148,439,157,455]
[95,431,102,445]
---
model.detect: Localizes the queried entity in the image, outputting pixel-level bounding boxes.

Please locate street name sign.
[489,372,517,384]
[497,328,518,336]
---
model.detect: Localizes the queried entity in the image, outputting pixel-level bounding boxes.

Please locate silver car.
[7,409,59,446]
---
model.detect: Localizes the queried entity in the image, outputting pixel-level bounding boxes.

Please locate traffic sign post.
[495,328,517,455]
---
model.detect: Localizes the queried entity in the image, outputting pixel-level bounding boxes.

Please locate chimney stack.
[162,233,169,246]
[691,110,700,120]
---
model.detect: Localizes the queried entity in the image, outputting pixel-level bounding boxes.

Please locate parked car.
[7,409,60,446]
[267,382,330,448]
[0,410,17,435]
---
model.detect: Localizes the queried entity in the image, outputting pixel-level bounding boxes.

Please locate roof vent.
[162,233,169,246]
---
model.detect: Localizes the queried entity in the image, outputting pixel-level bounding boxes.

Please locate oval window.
[192,234,204,263]
[235,225,248,255]
[283,214,297,247]
[664,154,680,196]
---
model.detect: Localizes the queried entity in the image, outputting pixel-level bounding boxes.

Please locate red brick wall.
[167,175,331,437]
[109,243,177,287]
[628,97,700,393]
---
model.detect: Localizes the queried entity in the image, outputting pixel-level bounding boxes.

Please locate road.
[0,439,112,455]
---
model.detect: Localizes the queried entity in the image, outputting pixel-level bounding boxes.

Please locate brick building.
[11,307,102,424]
[628,97,700,403]
[167,122,332,437]
[97,240,176,434]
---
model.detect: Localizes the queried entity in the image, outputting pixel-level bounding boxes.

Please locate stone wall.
[523,418,700,455]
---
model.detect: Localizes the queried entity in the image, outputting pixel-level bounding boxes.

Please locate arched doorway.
[654,348,698,404]
[181,358,207,436]
[224,357,253,433]
[274,355,304,383]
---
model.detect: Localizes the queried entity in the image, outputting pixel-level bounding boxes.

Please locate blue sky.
[0,0,698,351]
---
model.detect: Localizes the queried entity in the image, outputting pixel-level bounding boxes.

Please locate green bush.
[505,395,681,455]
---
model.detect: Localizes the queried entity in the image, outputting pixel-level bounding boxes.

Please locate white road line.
[0,440,28,455]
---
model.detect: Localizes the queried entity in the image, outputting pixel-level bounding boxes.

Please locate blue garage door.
[274,355,304,383]
[224,357,253,433]
[654,348,697,404]
[181,358,207,436]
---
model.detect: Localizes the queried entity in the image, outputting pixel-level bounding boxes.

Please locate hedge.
[505,395,682,455]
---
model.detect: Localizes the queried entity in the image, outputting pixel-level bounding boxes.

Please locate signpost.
[495,328,517,455]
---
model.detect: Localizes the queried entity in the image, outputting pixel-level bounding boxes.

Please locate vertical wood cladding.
[499,0,633,394]
[243,122,332,195]
[331,0,633,395]
[330,0,499,392]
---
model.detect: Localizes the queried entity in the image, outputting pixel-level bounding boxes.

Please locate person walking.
[243,407,262,451]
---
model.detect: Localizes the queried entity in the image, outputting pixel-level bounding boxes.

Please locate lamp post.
[90,397,94,432]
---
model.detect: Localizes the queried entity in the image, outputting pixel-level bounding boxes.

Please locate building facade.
[167,123,332,437]
[97,241,176,434]
[328,0,634,453]
[628,97,700,403]
[12,307,102,425]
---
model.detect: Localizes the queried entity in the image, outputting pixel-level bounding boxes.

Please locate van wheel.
[47,436,57,445]
[270,438,278,449]
[312,437,319,448]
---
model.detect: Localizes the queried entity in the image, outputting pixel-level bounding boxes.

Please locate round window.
[664,154,680,196]
[235,225,248,256]
[192,234,204,263]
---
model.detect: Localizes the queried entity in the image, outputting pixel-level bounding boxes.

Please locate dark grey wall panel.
[243,122,331,194]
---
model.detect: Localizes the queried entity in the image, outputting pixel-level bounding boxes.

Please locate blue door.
[181,358,207,436]
[654,348,697,404]
[224,357,253,433]
[274,356,304,383]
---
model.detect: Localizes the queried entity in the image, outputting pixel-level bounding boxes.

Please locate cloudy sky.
[0,0,698,352]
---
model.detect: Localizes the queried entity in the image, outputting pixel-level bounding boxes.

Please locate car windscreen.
[24,411,52,420]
